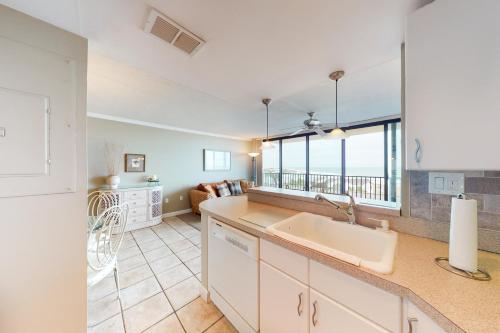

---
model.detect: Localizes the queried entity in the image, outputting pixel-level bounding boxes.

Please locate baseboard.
[162,208,192,218]
[199,284,209,302]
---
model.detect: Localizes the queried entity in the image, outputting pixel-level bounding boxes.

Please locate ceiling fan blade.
[290,128,306,136]
[314,127,327,137]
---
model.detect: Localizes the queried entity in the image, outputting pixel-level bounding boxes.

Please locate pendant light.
[328,70,348,139]
[260,98,276,149]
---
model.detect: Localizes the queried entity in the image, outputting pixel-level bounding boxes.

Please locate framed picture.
[203,149,231,171]
[125,154,146,172]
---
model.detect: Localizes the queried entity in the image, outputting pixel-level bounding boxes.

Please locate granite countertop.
[200,196,500,333]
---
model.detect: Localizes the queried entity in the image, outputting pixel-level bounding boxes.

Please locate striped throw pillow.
[216,183,231,197]
[227,180,243,195]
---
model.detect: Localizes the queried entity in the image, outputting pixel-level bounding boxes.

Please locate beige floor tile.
[121,238,138,249]
[177,246,201,262]
[150,254,182,275]
[118,254,147,272]
[88,313,124,333]
[165,276,200,310]
[161,233,186,245]
[184,256,201,274]
[138,239,165,252]
[117,245,142,261]
[156,264,193,290]
[119,264,153,289]
[189,234,201,246]
[123,293,173,333]
[177,298,222,332]
[143,314,184,333]
[181,228,200,239]
[144,245,173,263]
[88,276,116,302]
[123,232,134,240]
[134,233,160,244]
[168,239,194,253]
[204,317,237,333]
[88,292,121,326]
[120,276,162,309]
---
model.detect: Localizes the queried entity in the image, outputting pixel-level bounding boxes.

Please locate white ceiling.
[1,0,428,139]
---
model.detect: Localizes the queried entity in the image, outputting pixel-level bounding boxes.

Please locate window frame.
[262,118,401,202]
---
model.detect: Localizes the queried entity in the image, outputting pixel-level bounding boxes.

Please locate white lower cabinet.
[310,289,390,333]
[260,261,309,333]
[404,300,446,333]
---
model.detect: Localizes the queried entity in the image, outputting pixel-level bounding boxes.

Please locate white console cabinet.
[100,184,163,231]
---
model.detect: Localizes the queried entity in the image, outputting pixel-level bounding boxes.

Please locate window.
[282,137,306,191]
[262,144,280,188]
[260,120,402,203]
[309,135,342,194]
[345,126,385,200]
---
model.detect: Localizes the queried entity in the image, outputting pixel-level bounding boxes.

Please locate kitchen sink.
[266,212,398,274]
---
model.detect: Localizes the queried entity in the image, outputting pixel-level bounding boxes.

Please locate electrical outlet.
[164,198,169,204]
[180,195,183,201]
[428,172,464,195]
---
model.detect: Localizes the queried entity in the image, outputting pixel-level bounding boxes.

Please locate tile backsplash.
[410,171,500,231]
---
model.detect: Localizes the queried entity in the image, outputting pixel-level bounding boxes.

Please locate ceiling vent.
[145,8,205,56]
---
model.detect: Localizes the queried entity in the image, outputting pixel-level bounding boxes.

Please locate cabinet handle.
[415,139,421,163]
[297,292,303,316]
[407,317,418,333]
[312,300,318,326]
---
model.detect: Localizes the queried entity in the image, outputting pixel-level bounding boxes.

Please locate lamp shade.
[260,140,276,150]
[248,152,260,157]
[328,127,348,140]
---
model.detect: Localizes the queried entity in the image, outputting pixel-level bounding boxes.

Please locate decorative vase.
[106,175,120,189]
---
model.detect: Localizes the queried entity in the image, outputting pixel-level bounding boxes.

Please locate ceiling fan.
[287,111,327,136]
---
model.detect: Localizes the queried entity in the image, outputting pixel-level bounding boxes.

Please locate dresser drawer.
[126,199,147,208]
[129,206,147,217]
[128,215,147,225]
[125,190,147,201]
[310,260,401,333]
[260,239,308,284]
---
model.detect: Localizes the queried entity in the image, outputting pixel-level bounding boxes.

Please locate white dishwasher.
[208,217,259,333]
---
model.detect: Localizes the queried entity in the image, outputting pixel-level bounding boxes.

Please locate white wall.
[0,5,87,333]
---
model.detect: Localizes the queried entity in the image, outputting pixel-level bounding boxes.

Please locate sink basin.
[266,212,398,274]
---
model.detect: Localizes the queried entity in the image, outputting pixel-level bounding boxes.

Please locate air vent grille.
[151,17,180,43]
[145,8,205,56]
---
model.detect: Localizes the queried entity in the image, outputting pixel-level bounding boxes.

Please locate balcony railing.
[263,172,387,201]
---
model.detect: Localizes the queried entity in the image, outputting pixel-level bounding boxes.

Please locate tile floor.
[87,216,237,333]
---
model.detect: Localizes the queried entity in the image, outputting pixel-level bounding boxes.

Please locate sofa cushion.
[226,180,243,195]
[216,183,231,197]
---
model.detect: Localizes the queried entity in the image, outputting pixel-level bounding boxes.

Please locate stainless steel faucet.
[314,192,356,224]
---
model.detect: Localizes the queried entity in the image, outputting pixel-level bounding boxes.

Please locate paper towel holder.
[434,257,491,281]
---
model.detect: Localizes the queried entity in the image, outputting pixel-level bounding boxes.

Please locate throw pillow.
[226,180,243,195]
[216,183,231,197]
[239,180,254,193]
[198,183,218,197]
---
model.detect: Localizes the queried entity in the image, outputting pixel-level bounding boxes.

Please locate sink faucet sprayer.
[314,192,356,224]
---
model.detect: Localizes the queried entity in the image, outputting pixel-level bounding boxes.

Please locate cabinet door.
[406,301,446,333]
[405,0,500,170]
[310,289,390,333]
[260,261,308,333]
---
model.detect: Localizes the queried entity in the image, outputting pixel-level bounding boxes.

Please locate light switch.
[0,127,5,137]
[434,177,445,190]
[428,172,465,195]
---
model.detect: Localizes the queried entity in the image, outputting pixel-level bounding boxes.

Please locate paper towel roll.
[449,196,478,272]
